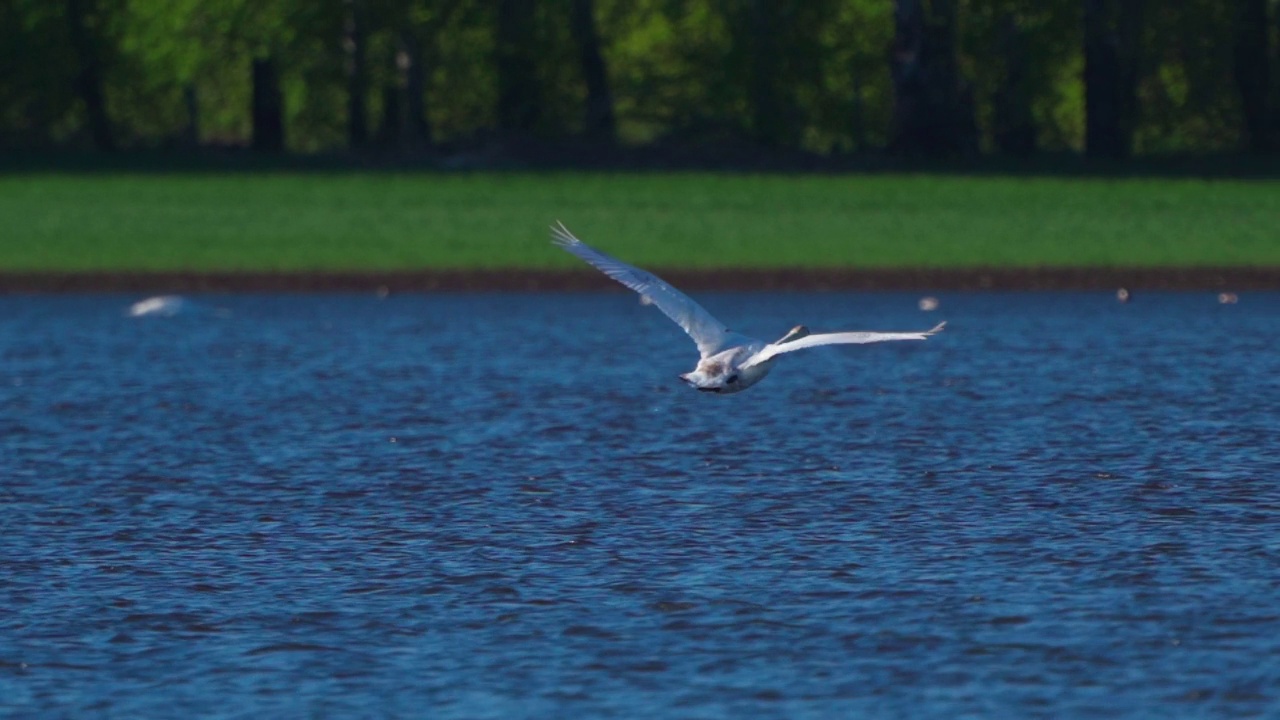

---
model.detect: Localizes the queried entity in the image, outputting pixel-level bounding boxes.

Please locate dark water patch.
[244,643,347,656]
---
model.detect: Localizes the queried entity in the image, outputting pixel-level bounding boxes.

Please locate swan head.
[775,324,810,345]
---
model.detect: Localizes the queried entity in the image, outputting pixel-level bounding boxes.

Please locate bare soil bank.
[1,267,1277,294]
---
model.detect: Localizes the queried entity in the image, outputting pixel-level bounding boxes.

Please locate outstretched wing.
[742,322,945,369]
[552,221,731,358]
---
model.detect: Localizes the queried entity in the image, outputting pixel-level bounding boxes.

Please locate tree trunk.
[251,57,285,152]
[569,0,615,141]
[399,30,432,149]
[376,78,402,148]
[746,0,787,147]
[850,63,865,151]
[1084,0,1143,158]
[1233,0,1271,153]
[495,0,540,133]
[888,0,970,156]
[1083,0,1120,157]
[65,0,114,150]
[345,0,369,149]
[182,84,199,148]
[1274,6,1280,145]
[993,12,1036,156]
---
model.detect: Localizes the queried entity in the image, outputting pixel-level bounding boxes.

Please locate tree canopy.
[3,0,1277,158]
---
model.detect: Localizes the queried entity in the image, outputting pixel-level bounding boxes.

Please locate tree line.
[2,0,1277,159]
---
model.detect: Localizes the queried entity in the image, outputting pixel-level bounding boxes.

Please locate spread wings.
[742,322,946,369]
[552,222,731,358]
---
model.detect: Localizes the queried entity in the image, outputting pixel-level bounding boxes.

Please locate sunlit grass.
[0,172,1275,270]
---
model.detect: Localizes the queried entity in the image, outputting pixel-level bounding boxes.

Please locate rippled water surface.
[3,291,1279,718]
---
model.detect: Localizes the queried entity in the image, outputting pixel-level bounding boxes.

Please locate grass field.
[1,172,1276,271]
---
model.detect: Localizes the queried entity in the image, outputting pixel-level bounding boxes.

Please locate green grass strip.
[1,172,1276,271]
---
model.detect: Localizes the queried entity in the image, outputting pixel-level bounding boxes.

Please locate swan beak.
[777,325,810,345]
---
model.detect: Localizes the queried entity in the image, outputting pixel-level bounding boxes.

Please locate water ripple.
[1,292,1278,718]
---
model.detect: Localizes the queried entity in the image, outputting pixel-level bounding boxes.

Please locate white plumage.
[552,222,944,394]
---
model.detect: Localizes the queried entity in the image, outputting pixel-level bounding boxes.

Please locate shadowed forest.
[4,0,1279,162]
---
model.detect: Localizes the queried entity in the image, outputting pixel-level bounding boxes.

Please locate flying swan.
[552,222,944,394]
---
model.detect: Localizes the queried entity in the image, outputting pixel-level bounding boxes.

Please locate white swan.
[553,222,944,394]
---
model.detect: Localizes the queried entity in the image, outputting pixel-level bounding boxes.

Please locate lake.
[2,291,1278,718]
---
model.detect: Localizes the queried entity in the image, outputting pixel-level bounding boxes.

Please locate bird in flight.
[552,222,945,394]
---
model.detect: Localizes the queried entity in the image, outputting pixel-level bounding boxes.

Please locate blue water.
[2,291,1278,718]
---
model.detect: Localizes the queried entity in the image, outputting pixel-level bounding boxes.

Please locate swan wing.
[552,222,732,358]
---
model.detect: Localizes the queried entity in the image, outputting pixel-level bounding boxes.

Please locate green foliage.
[0,0,1273,154]
[0,1,79,145]
[1,173,1276,271]
[963,0,1084,151]
[1135,0,1242,153]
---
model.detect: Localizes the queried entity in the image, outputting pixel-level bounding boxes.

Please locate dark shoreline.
[2,267,1277,294]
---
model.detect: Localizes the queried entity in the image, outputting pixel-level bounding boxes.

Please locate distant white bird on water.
[128,295,186,317]
[552,222,945,394]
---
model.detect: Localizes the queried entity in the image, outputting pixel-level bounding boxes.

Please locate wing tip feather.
[549,220,579,247]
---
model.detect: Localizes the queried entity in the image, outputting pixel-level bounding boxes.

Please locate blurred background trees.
[2,0,1276,159]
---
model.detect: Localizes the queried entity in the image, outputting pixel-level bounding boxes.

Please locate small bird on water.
[552,222,945,394]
